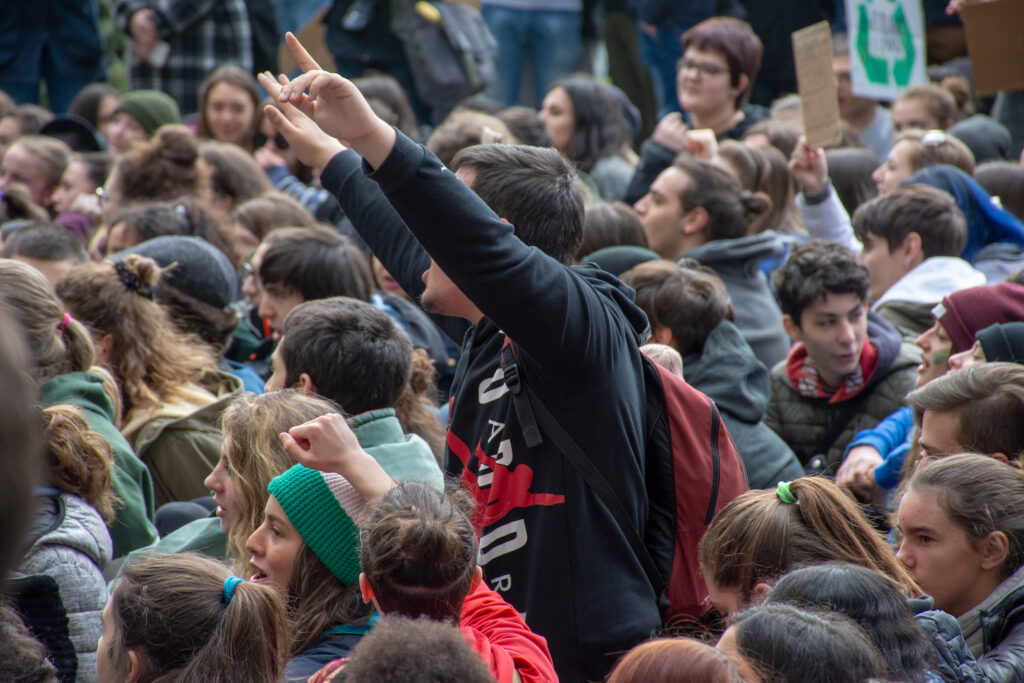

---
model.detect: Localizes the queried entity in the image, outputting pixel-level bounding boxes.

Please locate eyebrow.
[266,513,289,527]
[900,524,939,536]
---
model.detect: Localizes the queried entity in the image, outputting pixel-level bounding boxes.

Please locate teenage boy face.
[785,293,868,387]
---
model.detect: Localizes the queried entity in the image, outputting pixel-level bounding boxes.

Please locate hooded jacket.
[764,312,919,468]
[957,562,1024,683]
[39,372,157,557]
[874,257,987,340]
[910,596,987,683]
[684,320,803,489]
[320,134,661,683]
[18,490,111,682]
[683,232,794,369]
[126,371,243,507]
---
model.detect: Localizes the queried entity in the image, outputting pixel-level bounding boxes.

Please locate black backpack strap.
[500,337,543,448]
[500,338,664,591]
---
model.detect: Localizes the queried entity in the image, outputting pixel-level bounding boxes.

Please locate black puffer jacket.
[959,566,1024,683]
[910,596,986,683]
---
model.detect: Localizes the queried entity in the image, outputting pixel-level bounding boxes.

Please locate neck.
[843,102,877,130]
[690,106,742,135]
[951,570,1006,619]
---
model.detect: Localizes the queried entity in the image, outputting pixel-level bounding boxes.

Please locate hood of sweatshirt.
[682,231,791,278]
[684,320,770,424]
[873,257,987,309]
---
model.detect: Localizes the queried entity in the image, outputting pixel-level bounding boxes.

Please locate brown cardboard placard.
[962,0,1024,97]
[792,21,843,149]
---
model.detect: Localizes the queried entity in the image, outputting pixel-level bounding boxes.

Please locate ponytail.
[110,553,289,683]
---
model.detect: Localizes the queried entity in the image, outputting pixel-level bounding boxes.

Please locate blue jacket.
[844,405,914,490]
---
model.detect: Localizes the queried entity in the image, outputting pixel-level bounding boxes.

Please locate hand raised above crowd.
[788,135,829,197]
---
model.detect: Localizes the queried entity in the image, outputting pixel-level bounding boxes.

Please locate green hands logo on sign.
[856,0,916,87]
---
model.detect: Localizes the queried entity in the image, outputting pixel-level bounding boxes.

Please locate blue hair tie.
[223,576,243,604]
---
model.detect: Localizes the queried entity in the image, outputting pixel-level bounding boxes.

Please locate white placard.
[844,0,928,100]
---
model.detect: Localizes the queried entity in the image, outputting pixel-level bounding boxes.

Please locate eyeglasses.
[678,58,728,78]
[242,261,262,289]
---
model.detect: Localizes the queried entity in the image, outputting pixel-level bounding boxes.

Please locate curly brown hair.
[55,255,218,417]
[42,404,119,522]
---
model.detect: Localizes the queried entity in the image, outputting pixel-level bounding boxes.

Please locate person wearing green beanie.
[247,457,381,681]
[107,90,180,154]
[948,321,1024,371]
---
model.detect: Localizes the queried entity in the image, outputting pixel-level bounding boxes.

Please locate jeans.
[637,21,686,119]
[481,5,583,108]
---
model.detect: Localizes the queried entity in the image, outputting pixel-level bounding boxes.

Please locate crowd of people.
[1,1,1024,681]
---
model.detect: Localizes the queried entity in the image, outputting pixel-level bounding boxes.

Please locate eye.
[918,534,933,545]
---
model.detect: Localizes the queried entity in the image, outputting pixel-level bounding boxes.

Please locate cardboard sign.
[844,0,928,100]
[962,0,1024,96]
[792,21,843,149]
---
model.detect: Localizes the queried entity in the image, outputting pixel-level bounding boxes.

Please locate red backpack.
[501,339,748,623]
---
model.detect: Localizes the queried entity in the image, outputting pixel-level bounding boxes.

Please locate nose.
[871,164,884,184]
[246,526,264,556]
[837,318,856,345]
[895,540,912,568]
[634,195,649,216]
[948,349,968,370]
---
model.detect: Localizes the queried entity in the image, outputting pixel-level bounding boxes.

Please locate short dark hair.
[259,226,373,303]
[450,144,584,265]
[0,222,87,262]
[905,362,1024,460]
[681,17,763,108]
[975,161,1024,222]
[577,201,648,260]
[852,185,967,259]
[620,259,734,356]
[772,240,869,325]
[672,155,770,242]
[496,106,551,147]
[280,297,412,414]
[825,147,879,216]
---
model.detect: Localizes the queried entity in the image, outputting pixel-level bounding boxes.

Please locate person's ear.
[901,232,923,267]
[359,572,374,604]
[980,530,1010,571]
[733,73,750,100]
[782,313,802,344]
[96,333,114,364]
[750,582,772,606]
[681,206,709,235]
[125,649,143,683]
[297,373,318,395]
[470,565,483,592]
[991,451,1010,464]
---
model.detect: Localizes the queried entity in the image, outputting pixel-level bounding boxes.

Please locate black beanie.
[976,322,1024,365]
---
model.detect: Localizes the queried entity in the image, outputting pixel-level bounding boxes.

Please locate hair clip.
[114,261,155,299]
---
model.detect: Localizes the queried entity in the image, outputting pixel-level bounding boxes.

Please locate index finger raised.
[286,32,322,72]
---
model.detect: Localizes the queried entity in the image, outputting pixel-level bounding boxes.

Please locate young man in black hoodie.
[764,240,919,469]
[257,36,663,682]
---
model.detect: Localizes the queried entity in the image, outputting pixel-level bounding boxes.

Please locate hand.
[279,413,395,500]
[946,0,986,15]
[835,445,883,503]
[651,112,689,153]
[685,128,718,161]
[789,135,828,196]
[258,72,347,170]
[253,144,287,170]
[275,32,395,168]
[129,9,159,61]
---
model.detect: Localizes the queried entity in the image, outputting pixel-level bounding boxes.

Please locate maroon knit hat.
[937,282,1024,353]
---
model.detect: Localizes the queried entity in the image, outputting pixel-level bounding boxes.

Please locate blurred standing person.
[112,0,252,115]
[0,1,106,113]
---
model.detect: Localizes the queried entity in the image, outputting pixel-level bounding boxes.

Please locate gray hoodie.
[19,492,112,683]
[684,320,804,489]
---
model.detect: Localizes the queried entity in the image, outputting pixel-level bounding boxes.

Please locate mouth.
[249,561,268,583]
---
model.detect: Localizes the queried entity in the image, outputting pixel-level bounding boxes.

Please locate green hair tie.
[776,481,799,505]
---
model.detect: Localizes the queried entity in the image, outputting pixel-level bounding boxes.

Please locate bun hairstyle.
[113,124,208,204]
[55,255,218,416]
[361,482,479,622]
[43,404,119,523]
[671,156,771,243]
[108,553,289,683]
[698,477,919,602]
[0,259,94,383]
[906,453,1024,580]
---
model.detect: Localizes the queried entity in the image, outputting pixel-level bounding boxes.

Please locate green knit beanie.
[114,90,181,135]
[267,465,364,586]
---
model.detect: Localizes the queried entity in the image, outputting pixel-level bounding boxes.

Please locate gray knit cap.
[112,235,238,309]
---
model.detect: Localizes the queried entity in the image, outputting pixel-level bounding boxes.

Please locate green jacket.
[351,408,444,491]
[764,315,920,469]
[876,300,934,343]
[128,372,243,507]
[40,372,158,558]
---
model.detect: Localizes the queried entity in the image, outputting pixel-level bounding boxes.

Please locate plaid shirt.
[113,0,252,115]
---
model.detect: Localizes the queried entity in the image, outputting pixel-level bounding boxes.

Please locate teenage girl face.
[51,160,93,214]
[246,495,303,598]
[915,320,952,387]
[204,81,256,148]
[204,436,239,533]
[539,86,574,155]
[947,340,986,372]
[871,140,914,196]
[95,601,121,682]
[895,486,993,617]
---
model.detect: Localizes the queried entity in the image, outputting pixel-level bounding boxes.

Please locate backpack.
[390,0,497,108]
[500,338,749,623]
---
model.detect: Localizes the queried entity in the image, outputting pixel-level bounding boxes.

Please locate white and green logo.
[845,0,927,99]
